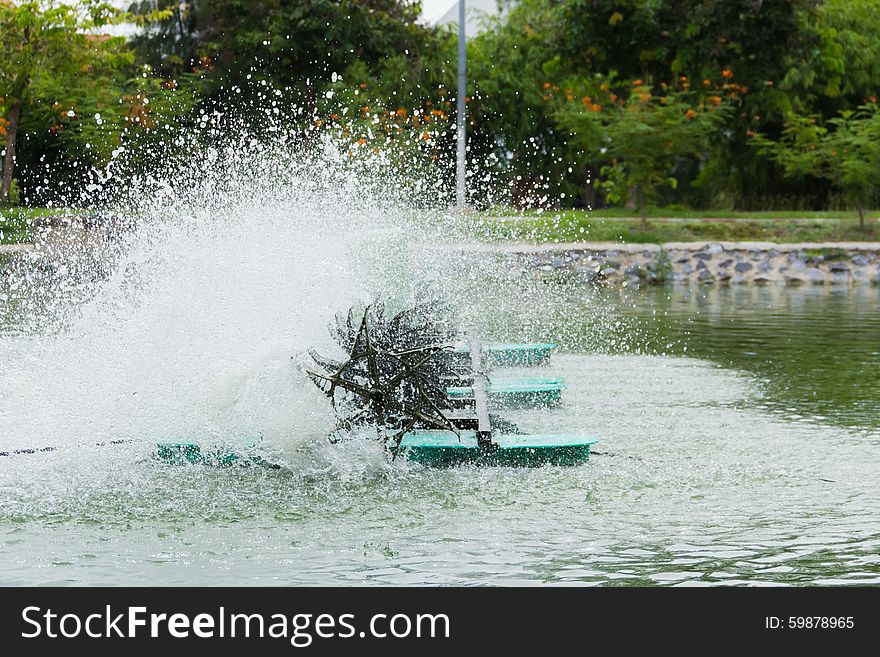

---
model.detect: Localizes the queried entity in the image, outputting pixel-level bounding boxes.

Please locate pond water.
[2,270,878,586]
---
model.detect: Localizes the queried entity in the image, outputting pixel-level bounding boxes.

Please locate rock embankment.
[520,241,880,286]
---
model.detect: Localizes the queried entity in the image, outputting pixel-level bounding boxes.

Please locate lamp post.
[456,0,467,208]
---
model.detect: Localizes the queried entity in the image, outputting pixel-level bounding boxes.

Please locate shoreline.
[5,238,880,286]
[489,241,880,286]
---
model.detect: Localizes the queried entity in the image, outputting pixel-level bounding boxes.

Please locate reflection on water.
[615,284,880,433]
[473,278,880,432]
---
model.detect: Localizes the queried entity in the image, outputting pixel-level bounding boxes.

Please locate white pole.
[456,0,467,208]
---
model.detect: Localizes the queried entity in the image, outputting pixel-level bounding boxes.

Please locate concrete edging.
[499,241,880,286]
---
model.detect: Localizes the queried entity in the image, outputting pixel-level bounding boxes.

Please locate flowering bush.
[310,62,455,170]
[551,74,738,221]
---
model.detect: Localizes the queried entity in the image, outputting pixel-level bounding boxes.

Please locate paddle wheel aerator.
[155,300,596,468]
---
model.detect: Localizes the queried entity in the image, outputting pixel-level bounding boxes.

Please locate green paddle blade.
[398,430,596,467]
[447,376,566,408]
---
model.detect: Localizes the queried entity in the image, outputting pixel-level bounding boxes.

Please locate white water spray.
[0,127,465,462]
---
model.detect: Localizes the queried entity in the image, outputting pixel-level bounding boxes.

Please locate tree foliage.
[129,1,442,100]
[1,1,128,200]
[5,0,880,212]
[555,76,736,220]
[751,104,880,224]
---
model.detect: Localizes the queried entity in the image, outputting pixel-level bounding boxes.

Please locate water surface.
[2,280,877,586]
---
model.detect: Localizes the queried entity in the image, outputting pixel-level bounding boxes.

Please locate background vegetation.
[3,0,880,220]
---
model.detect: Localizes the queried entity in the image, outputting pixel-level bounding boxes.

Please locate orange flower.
[590,103,602,112]
[580,95,592,105]
[421,131,430,141]
[356,138,367,145]
[708,95,722,105]
[721,69,734,79]
[395,108,407,117]
[703,79,711,86]
[632,79,643,86]
[679,75,688,82]
[685,109,697,119]
[542,82,552,90]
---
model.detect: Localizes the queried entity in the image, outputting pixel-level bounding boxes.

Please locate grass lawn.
[486,207,880,221]
[475,209,880,244]
[0,207,82,244]
[6,206,880,246]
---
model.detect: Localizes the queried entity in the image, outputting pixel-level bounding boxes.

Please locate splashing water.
[1,90,620,463]
[0,126,479,461]
[7,98,874,587]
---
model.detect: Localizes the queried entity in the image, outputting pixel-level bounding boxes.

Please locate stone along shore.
[516,241,880,286]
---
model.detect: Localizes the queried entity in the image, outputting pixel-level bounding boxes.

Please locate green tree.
[751,105,880,226]
[466,0,580,205]
[125,1,456,189]
[0,0,136,202]
[781,0,880,112]
[129,1,440,100]
[464,0,821,209]
[555,77,734,223]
